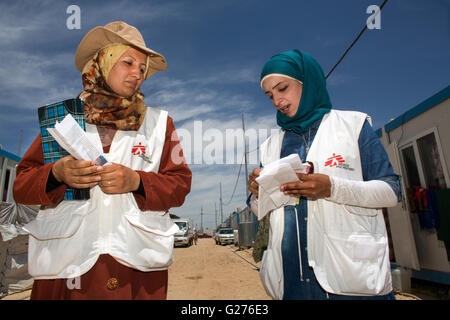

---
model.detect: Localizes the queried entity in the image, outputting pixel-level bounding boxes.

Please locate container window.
[401,146,421,187]
[417,132,446,189]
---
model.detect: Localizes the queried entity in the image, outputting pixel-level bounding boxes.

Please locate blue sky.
[0,0,449,229]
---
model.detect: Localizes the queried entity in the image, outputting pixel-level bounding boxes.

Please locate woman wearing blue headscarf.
[248,50,401,300]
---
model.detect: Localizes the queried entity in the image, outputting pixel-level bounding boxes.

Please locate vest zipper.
[294,207,304,282]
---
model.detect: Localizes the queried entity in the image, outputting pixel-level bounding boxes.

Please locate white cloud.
[145,64,262,124]
[326,73,358,87]
[0,50,80,109]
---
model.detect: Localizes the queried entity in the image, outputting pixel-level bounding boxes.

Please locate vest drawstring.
[294,207,304,282]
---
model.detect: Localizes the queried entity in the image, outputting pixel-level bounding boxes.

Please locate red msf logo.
[325,153,345,167]
[132,142,146,156]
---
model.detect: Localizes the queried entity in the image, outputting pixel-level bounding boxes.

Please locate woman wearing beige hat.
[13,22,192,299]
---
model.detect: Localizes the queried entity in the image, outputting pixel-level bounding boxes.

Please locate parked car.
[173,218,194,247]
[215,227,234,245]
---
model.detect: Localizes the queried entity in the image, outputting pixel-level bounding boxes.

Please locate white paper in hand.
[47,114,109,166]
[255,154,311,220]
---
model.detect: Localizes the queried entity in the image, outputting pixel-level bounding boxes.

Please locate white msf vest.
[259,110,392,298]
[24,107,179,279]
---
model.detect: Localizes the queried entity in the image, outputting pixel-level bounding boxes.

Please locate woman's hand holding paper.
[52,155,102,189]
[248,168,261,198]
[99,163,141,194]
[280,173,331,200]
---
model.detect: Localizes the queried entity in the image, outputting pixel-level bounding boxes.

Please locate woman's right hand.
[52,155,102,189]
[248,168,261,198]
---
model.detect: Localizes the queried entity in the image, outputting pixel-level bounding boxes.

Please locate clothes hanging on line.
[408,186,440,230]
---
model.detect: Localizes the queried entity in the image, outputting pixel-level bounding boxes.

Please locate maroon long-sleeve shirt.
[13,116,192,211]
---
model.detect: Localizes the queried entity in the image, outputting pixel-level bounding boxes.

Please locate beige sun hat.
[74,21,167,79]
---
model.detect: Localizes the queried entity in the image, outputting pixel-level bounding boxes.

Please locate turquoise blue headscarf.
[260,49,332,134]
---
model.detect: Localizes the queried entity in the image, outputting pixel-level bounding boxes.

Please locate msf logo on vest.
[324,153,354,171]
[132,142,152,163]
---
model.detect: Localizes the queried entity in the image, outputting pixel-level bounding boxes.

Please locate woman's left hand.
[98,163,141,194]
[280,173,331,200]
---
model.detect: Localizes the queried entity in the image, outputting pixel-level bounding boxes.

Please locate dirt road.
[2,238,420,300]
[167,238,270,300]
[1,238,270,300]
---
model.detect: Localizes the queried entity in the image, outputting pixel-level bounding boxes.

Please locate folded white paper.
[256,154,311,220]
[47,114,109,166]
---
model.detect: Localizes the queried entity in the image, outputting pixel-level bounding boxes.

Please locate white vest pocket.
[118,214,178,270]
[24,204,89,240]
[124,213,179,237]
[322,233,387,295]
[25,204,91,278]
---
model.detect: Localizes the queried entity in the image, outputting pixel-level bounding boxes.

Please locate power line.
[223,151,245,206]
[246,144,259,155]
[242,113,250,199]
[325,0,388,79]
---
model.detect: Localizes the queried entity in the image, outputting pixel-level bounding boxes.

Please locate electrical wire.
[325,0,388,79]
[223,151,245,206]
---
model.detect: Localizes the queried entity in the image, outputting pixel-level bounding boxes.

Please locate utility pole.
[242,113,249,199]
[200,206,203,232]
[215,202,217,229]
[219,182,223,225]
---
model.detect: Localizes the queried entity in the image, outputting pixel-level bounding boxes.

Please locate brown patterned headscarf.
[78,44,148,131]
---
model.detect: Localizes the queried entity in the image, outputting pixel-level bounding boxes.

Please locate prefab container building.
[376,85,450,290]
